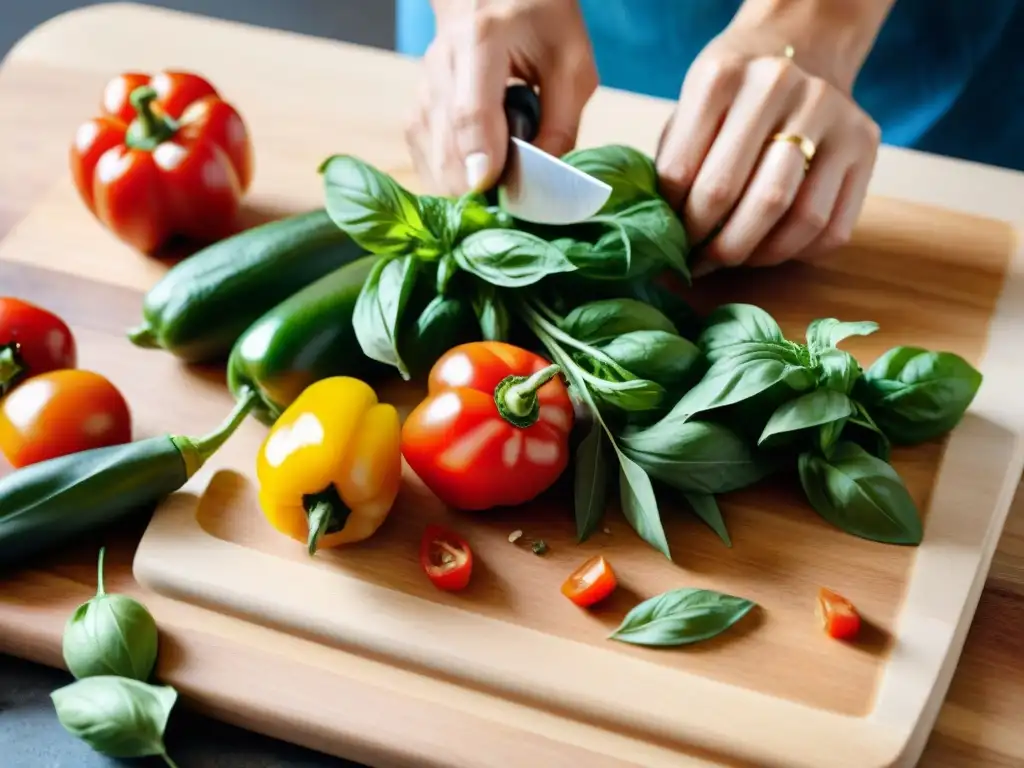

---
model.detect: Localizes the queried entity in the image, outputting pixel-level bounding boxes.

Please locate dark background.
[1,4,399,767]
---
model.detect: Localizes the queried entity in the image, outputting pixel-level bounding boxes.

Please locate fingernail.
[464,152,489,191]
[692,261,722,279]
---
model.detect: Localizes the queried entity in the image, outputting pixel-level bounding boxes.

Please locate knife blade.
[494,84,612,225]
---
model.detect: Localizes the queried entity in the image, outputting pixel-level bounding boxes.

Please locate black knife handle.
[504,83,540,143]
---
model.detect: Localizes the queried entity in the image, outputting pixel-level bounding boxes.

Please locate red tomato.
[561,555,618,608]
[401,341,574,511]
[816,587,862,640]
[419,524,473,591]
[0,297,77,396]
[0,370,132,468]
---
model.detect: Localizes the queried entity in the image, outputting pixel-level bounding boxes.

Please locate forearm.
[731,0,896,90]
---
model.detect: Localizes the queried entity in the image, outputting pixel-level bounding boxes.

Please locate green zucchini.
[227,255,390,425]
[128,210,364,363]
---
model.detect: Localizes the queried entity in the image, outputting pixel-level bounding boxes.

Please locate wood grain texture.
[1,4,1024,767]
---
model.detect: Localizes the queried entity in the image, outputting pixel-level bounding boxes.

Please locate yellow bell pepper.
[255,376,402,555]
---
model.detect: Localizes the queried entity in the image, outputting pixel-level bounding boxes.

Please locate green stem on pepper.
[170,388,258,478]
[494,363,561,428]
[0,342,25,396]
[125,86,179,151]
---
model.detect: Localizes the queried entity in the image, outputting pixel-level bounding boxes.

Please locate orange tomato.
[0,369,132,468]
[816,587,862,641]
[561,555,618,608]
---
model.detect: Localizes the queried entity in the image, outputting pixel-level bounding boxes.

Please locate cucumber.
[227,255,390,425]
[128,210,364,363]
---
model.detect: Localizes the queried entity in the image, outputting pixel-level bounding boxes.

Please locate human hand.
[405,0,597,196]
[657,6,885,276]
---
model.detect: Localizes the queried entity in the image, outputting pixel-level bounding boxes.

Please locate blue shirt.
[396,0,1024,172]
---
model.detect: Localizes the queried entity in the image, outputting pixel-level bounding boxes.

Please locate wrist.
[730,0,895,91]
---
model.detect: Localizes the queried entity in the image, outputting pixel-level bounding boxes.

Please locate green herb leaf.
[858,346,983,444]
[353,254,421,378]
[669,351,816,421]
[684,493,731,547]
[698,304,784,359]
[595,331,701,388]
[398,293,480,380]
[453,229,577,287]
[62,548,158,682]
[842,401,892,460]
[597,199,689,279]
[471,283,510,341]
[51,676,178,760]
[806,318,878,354]
[560,144,658,213]
[435,252,459,295]
[797,441,923,544]
[618,456,672,560]
[620,419,776,495]
[609,587,756,647]
[561,298,678,343]
[582,370,666,412]
[759,389,856,446]
[574,417,610,542]
[817,347,861,395]
[320,155,434,255]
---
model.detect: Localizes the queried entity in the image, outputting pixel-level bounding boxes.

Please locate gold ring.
[771,132,816,171]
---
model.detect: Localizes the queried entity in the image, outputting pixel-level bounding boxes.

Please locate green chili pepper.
[0,391,256,567]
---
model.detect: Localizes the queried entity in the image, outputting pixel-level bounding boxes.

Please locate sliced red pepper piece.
[817,587,861,640]
[420,524,473,591]
[561,555,617,608]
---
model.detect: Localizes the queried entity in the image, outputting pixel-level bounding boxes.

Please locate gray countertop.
[1,653,360,768]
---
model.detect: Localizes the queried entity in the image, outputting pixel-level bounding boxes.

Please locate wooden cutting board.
[4,5,1024,767]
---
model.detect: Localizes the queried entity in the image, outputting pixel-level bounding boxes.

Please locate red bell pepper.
[420,524,473,591]
[816,587,861,641]
[400,341,575,511]
[0,297,76,397]
[69,70,254,253]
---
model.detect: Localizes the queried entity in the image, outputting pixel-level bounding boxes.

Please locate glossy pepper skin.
[256,377,402,554]
[69,70,254,253]
[400,341,575,511]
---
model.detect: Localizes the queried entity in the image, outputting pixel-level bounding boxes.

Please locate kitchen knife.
[493,84,612,225]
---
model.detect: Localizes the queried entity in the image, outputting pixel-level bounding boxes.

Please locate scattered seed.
[603,527,612,535]
[531,540,549,556]
[508,530,523,544]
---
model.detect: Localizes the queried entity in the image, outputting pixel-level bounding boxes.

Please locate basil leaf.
[618,457,671,559]
[561,298,677,342]
[398,294,480,380]
[51,676,178,760]
[560,144,658,213]
[472,283,510,341]
[669,353,816,421]
[759,389,856,446]
[453,229,577,287]
[620,419,775,495]
[684,493,731,547]
[806,318,878,354]
[817,347,861,395]
[320,155,434,255]
[574,417,610,542]
[797,442,922,544]
[582,371,666,412]
[817,417,848,457]
[62,548,158,682]
[842,401,892,460]
[435,252,459,295]
[698,304,784,357]
[595,331,701,388]
[858,346,983,444]
[609,587,756,647]
[353,254,420,378]
[596,199,689,279]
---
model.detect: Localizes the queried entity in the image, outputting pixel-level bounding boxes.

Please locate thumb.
[452,39,509,193]
[534,58,597,157]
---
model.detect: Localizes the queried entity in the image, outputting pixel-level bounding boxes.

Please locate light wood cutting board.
[3,5,1024,768]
